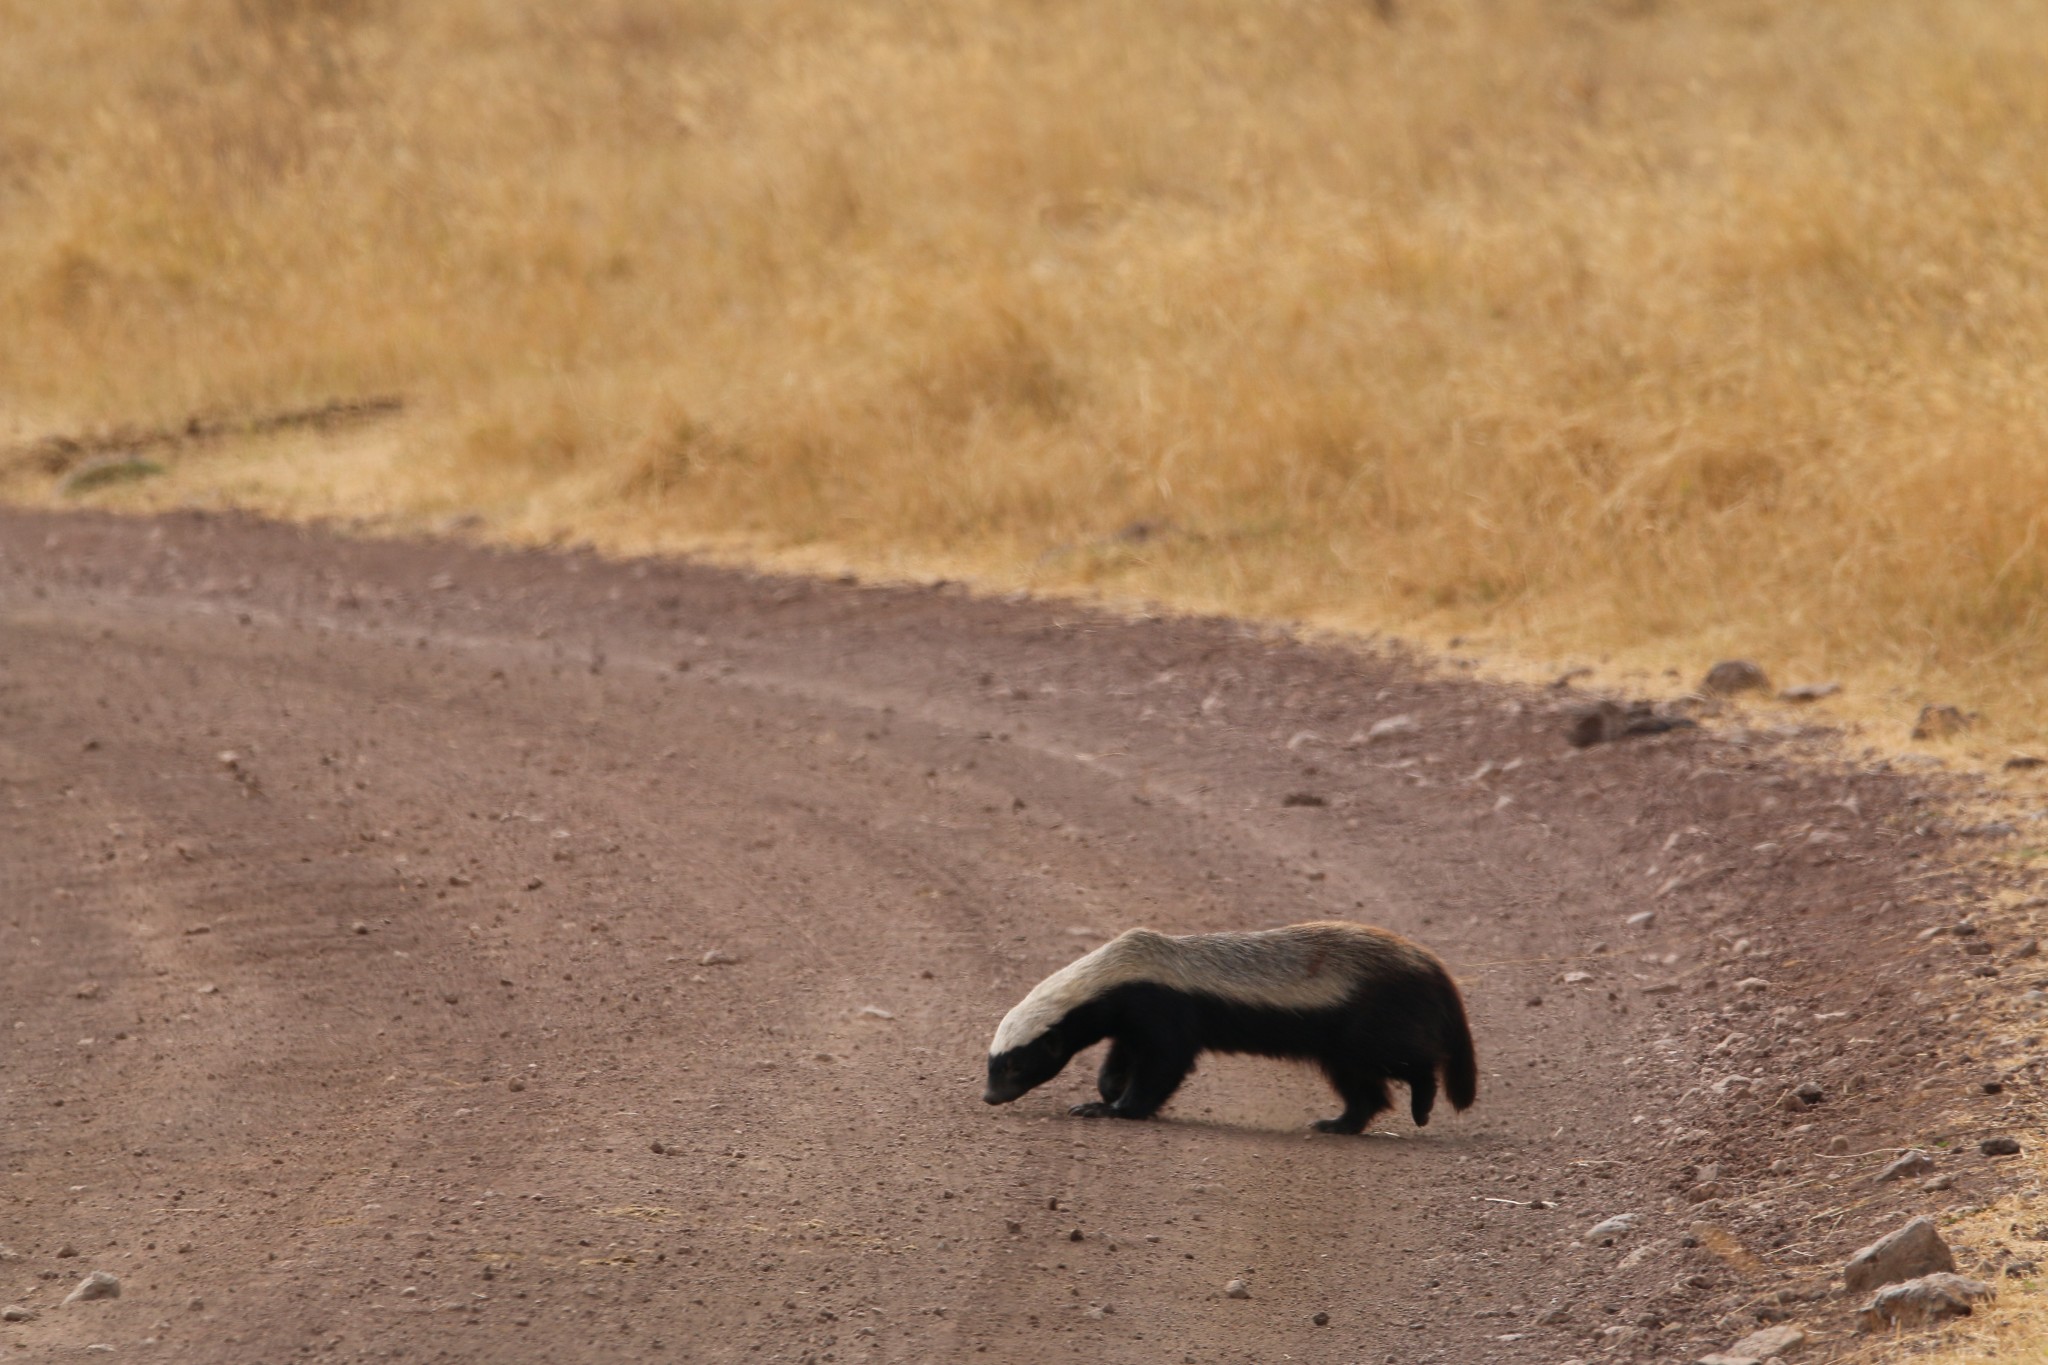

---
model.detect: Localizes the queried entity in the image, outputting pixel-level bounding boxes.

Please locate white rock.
[1224,1278,1251,1299]
[1626,911,1656,929]
[699,948,740,966]
[63,1271,121,1305]
[1735,977,1771,992]
[857,1005,895,1020]
[1362,715,1419,742]
[1586,1213,1639,1241]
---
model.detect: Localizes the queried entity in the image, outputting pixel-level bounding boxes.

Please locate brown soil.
[0,509,2034,1363]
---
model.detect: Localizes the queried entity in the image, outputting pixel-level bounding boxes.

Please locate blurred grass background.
[3,0,2047,745]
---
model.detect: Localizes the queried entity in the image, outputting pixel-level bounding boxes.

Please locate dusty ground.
[1,509,2040,1364]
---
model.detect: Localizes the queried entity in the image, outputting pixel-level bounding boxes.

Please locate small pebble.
[700,948,740,966]
[0,1306,34,1322]
[350,921,370,935]
[1069,1228,1084,1243]
[1828,1136,1850,1154]
[56,1244,79,1259]
[1312,1310,1330,1326]
[1224,1279,1251,1299]
[1981,1136,2023,1157]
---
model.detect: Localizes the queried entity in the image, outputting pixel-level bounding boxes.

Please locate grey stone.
[0,1306,34,1322]
[1586,1213,1639,1242]
[1360,714,1419,742]
[1980,1136,2022,1156]
[1844,1217,1954,1294]
[1911,704,1972,740]
[1729,1323,1806,1358]
[1223,1278,1251,1299]
[63,1271,121,1305]
[1702,660,1772,696]
[1874,1150,1935,1184]
[1856,1272,1993,1331]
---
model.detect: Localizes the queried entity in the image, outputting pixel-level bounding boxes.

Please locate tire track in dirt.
[1,509,2030,1363]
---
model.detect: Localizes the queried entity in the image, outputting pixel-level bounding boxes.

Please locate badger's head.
[984,937,1130,1105]
[983,1023,1073,1105]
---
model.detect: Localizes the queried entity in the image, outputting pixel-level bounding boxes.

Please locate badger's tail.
[1437,967,1479,1112]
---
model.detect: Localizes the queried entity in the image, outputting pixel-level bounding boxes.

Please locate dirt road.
[0,510,2021,1363]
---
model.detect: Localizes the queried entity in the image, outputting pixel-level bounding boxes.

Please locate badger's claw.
[1069,1101,1117,1118]
[1310,1117,1366,1135]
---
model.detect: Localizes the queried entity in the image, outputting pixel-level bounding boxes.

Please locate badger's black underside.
[1058,980,1454,1132]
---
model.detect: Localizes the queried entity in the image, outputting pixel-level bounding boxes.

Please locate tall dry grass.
[5,0,2048,741]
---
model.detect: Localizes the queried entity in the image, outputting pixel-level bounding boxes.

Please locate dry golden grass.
[5,0,2048,757]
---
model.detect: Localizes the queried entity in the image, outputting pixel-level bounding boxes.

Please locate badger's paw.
[1069,1101,1116,1118]
[1310,1117,1366,1135]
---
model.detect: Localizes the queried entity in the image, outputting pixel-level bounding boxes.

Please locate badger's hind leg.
[1405,1064,1439,1127]
[1312,1064,1391,1135]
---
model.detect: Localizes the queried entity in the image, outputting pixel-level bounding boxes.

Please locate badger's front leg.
[1070,1036,1196,1120]
[1094,1037,1136,1104]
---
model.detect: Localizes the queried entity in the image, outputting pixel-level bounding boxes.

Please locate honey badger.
[983,921,1477,1132]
